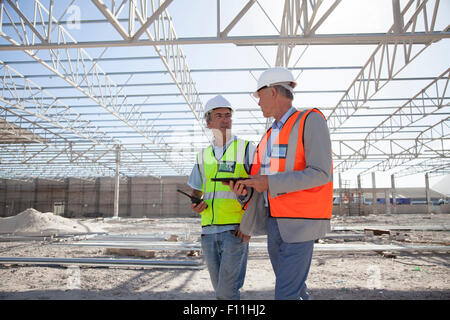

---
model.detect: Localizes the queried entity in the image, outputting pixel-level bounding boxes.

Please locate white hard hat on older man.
[254,67,297,98]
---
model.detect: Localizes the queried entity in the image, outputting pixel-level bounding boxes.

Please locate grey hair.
[272,84,294,100]
[204,110,213,122]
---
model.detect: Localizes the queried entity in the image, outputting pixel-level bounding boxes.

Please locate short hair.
[204,111,213,122]
[273,85,294,100]
[204,111,211,122]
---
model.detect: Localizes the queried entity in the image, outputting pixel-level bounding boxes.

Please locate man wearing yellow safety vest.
[229,67,333,300]
[188,95,255,300]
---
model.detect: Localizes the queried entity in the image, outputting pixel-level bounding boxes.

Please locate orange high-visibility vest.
[250,108,333,220]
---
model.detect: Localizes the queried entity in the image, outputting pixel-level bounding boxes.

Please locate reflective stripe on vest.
[200,139,249,226]
[250,109,333,220]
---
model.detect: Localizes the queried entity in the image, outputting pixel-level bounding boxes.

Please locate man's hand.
[242,175,269,193]
[236,227,251,243]
[190,201,207,214]
[225,180,248,196]
[190,190,207,214]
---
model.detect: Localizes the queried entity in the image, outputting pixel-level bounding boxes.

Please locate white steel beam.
[92,0,130,40]
[0,61,165,177]
[334,68,449,172]
[0,1,448,180]
[392,157,450,178]
[1,32,448,51]
[91,0,210,143]
[0,61,117,147]
[327,0,448,131]
[359,116,450,175]
[0,0,186,174]
[131,0,174,41]
[219,0,256,38]
[276,0,342,66]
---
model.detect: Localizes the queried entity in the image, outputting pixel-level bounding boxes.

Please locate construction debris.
[364,228,391,236]
[167,234,179,242]
[0,208,105,236]
[317,258,326,266]
[376,251,397,259]
[186,250,201,257]
[390,232,407,241]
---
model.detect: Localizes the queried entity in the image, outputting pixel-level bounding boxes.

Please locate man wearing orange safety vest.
[228,67,333,300]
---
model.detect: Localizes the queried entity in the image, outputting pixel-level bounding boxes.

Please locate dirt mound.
[0,208,105,236]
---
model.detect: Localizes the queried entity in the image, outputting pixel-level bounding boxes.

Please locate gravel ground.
[0,213,449,300]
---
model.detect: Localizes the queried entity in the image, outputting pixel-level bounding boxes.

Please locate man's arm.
[268,112,332,197]
[188,160,207,214]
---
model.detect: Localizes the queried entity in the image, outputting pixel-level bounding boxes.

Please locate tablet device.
[210,177,249,183]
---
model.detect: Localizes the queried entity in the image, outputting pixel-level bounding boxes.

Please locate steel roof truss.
[327,0,447,131]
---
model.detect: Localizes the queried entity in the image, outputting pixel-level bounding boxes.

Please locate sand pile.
[0,208,105,236]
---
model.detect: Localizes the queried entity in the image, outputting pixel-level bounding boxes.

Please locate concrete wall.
[1,177,448,218]
[0,177,197,218]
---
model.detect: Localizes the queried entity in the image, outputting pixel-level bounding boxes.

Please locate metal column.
[391,174,397,214]
[339,172,343,215]
[384,190,390,214]
[357,174,363,215]
[425,173,431,214]
[372,172,377,214]
[113,145,121,218]
[159,178,163,217]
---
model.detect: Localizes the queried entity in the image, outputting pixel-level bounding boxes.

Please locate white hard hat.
[204,95,233,114]
[253,67,297,98]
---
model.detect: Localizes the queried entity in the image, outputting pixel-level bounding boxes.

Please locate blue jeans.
[267,217,314,300]
[201,230,249,300]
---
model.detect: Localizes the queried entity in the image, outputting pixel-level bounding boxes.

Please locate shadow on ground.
[1,288,449,300]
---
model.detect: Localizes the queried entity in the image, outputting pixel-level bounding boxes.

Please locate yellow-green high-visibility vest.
[198,139,249,227]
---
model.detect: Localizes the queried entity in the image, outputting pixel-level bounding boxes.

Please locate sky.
[0,0,448,193]
[162,0,450,193]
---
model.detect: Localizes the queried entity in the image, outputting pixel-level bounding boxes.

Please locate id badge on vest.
[218,161,236,173]
[271,144,288,159]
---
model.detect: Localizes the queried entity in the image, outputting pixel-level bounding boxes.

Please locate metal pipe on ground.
[0,257,204,269]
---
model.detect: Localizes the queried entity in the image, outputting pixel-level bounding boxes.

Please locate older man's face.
[257,87,276,118]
